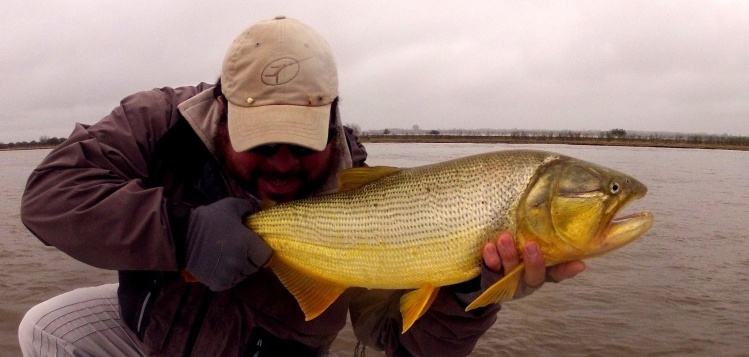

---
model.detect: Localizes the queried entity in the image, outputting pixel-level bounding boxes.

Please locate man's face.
[214,99,338,203]
[219,139,335,203]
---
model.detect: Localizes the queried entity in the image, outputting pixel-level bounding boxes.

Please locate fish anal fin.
[269,256,347,321]
[337,166,401,192]
[465,263,525,311]
[399,285,440,333]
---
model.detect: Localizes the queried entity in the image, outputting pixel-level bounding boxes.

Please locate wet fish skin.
[246,149,653,332]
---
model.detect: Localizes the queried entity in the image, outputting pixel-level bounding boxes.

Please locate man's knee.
[18,298,56,356]
[17,284,128,357]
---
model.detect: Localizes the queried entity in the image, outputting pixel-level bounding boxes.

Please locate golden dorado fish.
[246,149,653,333]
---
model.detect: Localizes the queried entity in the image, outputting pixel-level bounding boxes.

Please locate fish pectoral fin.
[399,285,440,334]
[465,263,525,311]
[337,166,402,192]
[269,256,347,321]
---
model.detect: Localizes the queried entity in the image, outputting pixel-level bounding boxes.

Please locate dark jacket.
[21,84,500,356]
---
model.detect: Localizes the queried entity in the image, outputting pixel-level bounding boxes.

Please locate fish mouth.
[595,211,653,255]
[595,174,652,255]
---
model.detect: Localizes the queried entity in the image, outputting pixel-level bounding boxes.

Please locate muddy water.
[2,144,748,356]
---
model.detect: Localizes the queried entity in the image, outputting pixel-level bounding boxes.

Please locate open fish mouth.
[599,211,654,253]
[611,211,652,224]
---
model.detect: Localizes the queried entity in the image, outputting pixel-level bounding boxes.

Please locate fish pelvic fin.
[269,256,347,321]
[465,263,525,311]
[337,166,401,192]
[399,285,440,333]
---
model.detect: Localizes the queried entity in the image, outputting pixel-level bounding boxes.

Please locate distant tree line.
[0,135,66,150]
[361,127,749,149]
[5,129,749,150]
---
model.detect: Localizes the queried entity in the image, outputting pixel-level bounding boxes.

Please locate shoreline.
[3,136,748,152]
[359,135,749,151]
[0,146,57,151]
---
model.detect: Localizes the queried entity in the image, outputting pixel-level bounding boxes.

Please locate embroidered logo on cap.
[261,58,300,85]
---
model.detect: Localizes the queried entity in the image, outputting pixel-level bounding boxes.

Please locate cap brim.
[228,102,331,152]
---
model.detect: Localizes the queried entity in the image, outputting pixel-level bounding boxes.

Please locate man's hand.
[484,231,586,287]
[185,197,273,291]
[453,231,585,305]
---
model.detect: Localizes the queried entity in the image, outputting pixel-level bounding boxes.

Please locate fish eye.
[610,182,620,194]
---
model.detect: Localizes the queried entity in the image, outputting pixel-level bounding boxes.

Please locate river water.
[1,143,747,356]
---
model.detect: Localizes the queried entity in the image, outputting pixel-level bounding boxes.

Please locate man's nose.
[265,145,300,172]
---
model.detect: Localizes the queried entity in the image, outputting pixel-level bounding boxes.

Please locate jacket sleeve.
[20,85,203,271]
[349,287,501,356]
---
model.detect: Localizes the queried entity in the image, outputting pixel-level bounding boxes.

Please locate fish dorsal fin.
[465,263,525,311]
[337,166,402,192]
[269,256,347,321]
[399,285,440,333]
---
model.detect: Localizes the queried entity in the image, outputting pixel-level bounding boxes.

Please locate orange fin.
[399,285,439,333]
[465,263,525,311]
[269,256,347,321]
[337,166,401,192]
[181,269,199,283]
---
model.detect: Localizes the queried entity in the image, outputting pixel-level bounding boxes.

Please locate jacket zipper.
[136,291,153,334]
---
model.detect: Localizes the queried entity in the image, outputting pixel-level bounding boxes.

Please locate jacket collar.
[177,88,222,155]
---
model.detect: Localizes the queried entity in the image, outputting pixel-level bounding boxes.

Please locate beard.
[213,118,342,202]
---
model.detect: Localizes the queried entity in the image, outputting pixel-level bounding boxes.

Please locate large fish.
[246,150,653,332]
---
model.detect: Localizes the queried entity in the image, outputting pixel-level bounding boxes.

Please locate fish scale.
[249,151,554,289]
[246,149,652,332]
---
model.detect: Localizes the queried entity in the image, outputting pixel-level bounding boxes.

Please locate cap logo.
[262,58,300,85]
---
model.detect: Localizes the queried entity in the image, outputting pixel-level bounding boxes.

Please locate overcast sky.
[2,1,748,143]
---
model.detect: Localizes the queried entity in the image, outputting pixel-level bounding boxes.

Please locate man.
[19,16,584,356]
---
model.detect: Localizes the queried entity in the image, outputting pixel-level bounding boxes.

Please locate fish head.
[516,155,653,263]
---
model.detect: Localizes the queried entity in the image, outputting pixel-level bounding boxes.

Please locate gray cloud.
[2,0,748,143]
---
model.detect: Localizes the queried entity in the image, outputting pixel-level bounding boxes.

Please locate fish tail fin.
[465,263,525,311]
[399,285,440,333]
[269,256,347,321]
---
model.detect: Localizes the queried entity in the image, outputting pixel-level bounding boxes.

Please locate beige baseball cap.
[222,16,338,152]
